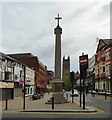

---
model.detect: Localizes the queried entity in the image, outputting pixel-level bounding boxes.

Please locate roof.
[96,39,112,53]
[7,52,47,70]
[7,53,34,58]
[102,39,112,45]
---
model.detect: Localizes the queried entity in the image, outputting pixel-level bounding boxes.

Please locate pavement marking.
[2,108,105,117]
[18,111,103,115]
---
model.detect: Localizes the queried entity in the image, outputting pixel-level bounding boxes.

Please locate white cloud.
[1,1,110,72]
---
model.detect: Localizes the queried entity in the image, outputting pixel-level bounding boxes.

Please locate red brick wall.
[16,57,48,91]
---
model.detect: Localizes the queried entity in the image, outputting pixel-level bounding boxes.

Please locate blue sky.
[1,0,111,72]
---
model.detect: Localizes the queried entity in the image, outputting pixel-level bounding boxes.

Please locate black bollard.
[5,100,8,110]
[105,92,107,99]
[83,92,85,109]
[52,97,54,109]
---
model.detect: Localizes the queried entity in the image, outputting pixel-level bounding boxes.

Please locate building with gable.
[95,39,112,92]
[8,53,47,93]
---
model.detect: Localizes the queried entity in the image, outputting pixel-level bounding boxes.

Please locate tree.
[75,71,80,81]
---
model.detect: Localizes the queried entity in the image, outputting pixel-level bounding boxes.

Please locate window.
[30,88,32,94]
[20,70,22,78]
[98,69,99,74]
[28,88,29,94]
[106,65,108,74]
[14,75,18,80]
[106,51,110,60]
[103,67,105,72]
[100,67,101,73]
[7,61,12,68]
[5,72,10,80]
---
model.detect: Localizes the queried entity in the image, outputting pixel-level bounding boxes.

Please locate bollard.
[52,97,54,109]
[105,92,107,99]
[5,100,8,110]
[83,93,85,109]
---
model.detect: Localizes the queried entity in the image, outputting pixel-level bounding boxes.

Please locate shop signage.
[0,81,14,88]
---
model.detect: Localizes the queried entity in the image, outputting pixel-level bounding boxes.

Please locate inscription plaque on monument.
[53,84,62,92]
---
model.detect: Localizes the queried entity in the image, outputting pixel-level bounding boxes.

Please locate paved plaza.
[1,93,100,114]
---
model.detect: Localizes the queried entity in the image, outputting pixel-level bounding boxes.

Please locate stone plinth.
[52,79,63,92]
[46,92,69,104]
[46,79,70,104]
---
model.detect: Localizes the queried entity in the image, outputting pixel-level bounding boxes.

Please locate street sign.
[79,54,88,69]
[19,80,24,85]
[79,54,88,79]
[79,54,88,110]
[80,57,88,65]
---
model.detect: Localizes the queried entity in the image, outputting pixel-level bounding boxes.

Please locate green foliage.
[63,78,72,91]
[75,71,80,81]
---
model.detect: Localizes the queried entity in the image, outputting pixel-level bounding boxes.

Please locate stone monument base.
[46,92,70,104]
[46,79,70,104]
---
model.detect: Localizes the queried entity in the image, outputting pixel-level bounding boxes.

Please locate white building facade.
[87,54,96,90]
[25,67,35,95]
[0,52,35,99]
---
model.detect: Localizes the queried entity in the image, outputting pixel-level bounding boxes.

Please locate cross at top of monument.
[55,14,62,26]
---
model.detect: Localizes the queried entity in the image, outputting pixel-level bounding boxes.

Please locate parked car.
[92,90,96,94]
[70,89,79,97]
[30,92,44,100]
[91,90,96,97]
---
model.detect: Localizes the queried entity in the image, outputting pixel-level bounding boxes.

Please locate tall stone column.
[46,14,69,104]
[52,14,63,95]
[54,25,62,79]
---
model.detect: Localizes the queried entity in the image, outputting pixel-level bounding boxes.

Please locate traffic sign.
[19,80,24,85]
[79,54,88,110]
[79,54,88,79]
[80,57,87,65]
[79,54,88,69]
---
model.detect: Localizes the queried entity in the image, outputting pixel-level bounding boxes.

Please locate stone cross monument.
[54,14,62,79]
[46,14,69,104]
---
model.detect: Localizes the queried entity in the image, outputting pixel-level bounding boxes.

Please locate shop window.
[5,72,10,80]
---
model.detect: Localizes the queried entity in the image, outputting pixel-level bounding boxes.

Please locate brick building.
[8,53,47,93]
[95,39,112,92]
